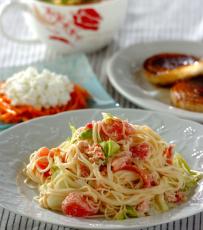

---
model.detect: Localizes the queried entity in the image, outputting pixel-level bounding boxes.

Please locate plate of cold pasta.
[0,108,202,229]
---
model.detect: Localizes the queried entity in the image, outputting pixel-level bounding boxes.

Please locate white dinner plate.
[107,41,203,123]
[0,108,203,229]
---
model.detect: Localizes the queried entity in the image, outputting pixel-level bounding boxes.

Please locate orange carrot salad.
[0,83,90,124]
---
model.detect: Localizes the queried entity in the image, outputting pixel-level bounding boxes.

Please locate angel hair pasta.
[25,113,201,219]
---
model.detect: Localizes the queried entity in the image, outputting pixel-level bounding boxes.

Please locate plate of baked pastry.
[107,41,203,122]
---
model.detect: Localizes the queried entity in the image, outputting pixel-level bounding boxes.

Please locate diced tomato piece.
[166,191,184,203]
[102,119,135,141]
[36,159,49,170]
[36,147,49,169]
[49,148,60,158]
[102,119,124,141]
[175,191,184,203]
[117,165,152,188]
[108,120,123,141]
[36,147,52,177]
[100,165,107,176]
[62,192,99,217]
[37,147,49,157]
[80,164,90,177]
[44,170,51,177]
[130,143,149,159]
[125,122,135,136]
[36,159,50,178]
[164,145,174,165]
[86,122,93,129]
[112,152,132,171]
[36,158,50,178]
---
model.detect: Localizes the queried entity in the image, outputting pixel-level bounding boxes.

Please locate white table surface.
[0,0,203,229]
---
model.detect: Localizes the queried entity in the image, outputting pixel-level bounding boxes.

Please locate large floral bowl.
[0,0,128,53]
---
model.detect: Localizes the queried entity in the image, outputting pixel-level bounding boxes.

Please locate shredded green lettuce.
[174,153,203,191]
[126,206,138,217]
[114,210,127,220]
[79,129,92,140]
[100,140,120,158]
[69,124,77,135]
[68,124,77,143]
[174,153,192,174]
[155,194,169,212]
[102,112,113,121]
[50,166,60,179]
[115,206,138,220]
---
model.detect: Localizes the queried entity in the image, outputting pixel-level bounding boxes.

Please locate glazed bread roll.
[143,53,203,85]
[170,77,203,112]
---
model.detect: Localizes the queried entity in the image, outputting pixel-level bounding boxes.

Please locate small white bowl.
[0,0,128,53]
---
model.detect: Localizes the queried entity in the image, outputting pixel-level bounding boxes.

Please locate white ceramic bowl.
[0,108,203,229]
[0,0,128,53]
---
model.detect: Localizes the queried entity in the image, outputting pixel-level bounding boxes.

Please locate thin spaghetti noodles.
[25,113,201,219]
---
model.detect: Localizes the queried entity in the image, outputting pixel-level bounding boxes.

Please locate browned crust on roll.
[143,53,203,85]
[170,78,203,112]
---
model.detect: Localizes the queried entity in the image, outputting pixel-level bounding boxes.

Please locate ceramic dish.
[0,108,203,229]
[107,41,203,123]
[0,54,117,131]
[0,0,128,53]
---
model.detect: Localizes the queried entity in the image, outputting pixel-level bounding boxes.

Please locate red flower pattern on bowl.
[37,7,102,45]
[0,0,127,53]
[73,9,102,31]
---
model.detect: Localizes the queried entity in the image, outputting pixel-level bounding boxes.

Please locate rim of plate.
[0,108,203,229]
[107,40,203,123]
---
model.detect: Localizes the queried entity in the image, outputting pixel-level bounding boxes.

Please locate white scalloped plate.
[107,41,203,123]
[0,108,203,229]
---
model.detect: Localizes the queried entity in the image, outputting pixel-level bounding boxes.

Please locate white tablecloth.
[0,0,203,229]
